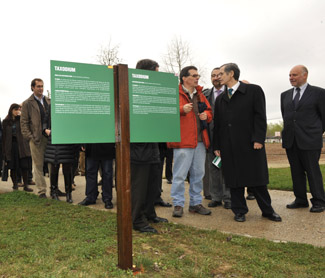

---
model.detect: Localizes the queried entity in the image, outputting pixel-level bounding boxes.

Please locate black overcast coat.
[213,82,269,188]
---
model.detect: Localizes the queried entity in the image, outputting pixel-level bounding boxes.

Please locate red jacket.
[168,84,212,149]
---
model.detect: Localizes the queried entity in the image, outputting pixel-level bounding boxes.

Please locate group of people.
[167,63,325,227]
[1,61,325,234]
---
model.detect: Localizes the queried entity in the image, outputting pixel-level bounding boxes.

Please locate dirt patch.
[265,143,325,167]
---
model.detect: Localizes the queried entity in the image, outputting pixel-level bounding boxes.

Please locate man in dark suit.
[281,65,325,213]
[203,67,231,209]
[213,63,281,222]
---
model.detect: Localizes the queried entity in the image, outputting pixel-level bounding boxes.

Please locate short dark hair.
[179,66,198,84]
[221,63,240,81]
[31,78,43,91]
[136,59,159,71]
[212,67,220,72]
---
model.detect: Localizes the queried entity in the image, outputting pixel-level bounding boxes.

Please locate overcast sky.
[1,0,324,122]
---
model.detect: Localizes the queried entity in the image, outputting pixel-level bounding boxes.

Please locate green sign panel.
[50,60,115,144]
[129,69,180,142]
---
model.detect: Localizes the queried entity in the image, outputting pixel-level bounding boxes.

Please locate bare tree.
[161,36,208,86]
[96,38,122,66]
[162,36,193,76]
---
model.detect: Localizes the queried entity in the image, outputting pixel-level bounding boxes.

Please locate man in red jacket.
[168,66,213,217]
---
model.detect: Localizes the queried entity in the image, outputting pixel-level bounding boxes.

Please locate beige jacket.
[20,94,50,145]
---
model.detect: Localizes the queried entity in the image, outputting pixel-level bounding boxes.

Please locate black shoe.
[12,184,18,191]
[51,193,60,201]
[310,206,325,213]
[205,195,212,200]
[57,189,66,197]
[66,193,73,203]
[105,200,113,209]
[39,193,47,199]
[135,225,158,233]
[262,212,282,222]
[234,213,246,222]
[78,198,96,206]
[286,201,309,209]
[208,200,222,207]
[155,200,172,207]
[24,186,33,192]
[149,217,168,223]
[223,202,231,209]
[246,194,255,200]
[167,180,172,184]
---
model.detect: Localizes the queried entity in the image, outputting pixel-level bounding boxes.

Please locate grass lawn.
[0,191,324,278]
[268,164,325,192]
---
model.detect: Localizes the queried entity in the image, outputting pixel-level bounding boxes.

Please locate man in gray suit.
[281,65,325,213]
[21,78,50,198]
[203,67,231,209]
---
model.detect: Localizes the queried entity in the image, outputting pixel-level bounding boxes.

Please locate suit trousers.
[207,152,230,202]
[286,140,325,206]
[85,158,113,202]
[131,163,159,229]
[230,186,274,215]
[29,136,48,194]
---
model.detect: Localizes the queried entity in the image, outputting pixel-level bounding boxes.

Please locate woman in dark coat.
[43,108,78,203]
[2,103,33,192]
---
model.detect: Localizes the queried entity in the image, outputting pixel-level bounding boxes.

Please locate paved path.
[1,175,324,247]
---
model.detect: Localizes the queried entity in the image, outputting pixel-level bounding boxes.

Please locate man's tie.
[293,87,300,109]
[228,88,233,99]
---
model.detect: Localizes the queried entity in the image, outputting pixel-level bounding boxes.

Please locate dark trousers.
[156,148,173,202]
[86,158,113,202]
[286,140,325,206]
[49,163,72,193]
[230,186,274,215]
[131,163,159,229]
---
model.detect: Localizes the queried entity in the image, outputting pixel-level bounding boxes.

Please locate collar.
[229,81,240,93]
[294,82,308,91]
[182,85,197,99]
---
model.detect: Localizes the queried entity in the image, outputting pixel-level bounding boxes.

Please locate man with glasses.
[203,67,231,209]
[168,66,213,217]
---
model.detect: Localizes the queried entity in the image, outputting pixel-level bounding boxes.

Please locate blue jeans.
[171,142,206,207]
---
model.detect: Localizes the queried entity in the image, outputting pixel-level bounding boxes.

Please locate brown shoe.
[28,180,36,185]
[189,204,211,215]
[172,206,183,217]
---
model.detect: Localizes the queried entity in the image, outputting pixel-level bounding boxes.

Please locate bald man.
[281,65,325,213]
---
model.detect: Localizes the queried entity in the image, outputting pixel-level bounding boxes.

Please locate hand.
[253,142,263,149]
[45,129,51,136]
[183,103,193,113]
[198,112,207,120]
[214,150,220,157]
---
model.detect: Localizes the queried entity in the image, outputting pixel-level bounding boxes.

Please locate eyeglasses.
[188,74,200,78]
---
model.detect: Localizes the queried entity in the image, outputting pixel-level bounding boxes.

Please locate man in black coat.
[281,65,325,213]
[213,63,281,222]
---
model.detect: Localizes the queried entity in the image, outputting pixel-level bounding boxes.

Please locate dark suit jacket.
[213,82,268,187]
[203,86,227,152]
[281,84,325,150]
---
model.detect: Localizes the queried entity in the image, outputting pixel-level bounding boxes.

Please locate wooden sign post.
[114,64,133,270]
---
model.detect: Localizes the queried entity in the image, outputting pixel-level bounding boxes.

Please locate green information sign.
[129,69,180,142]
[50,60,115,144]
